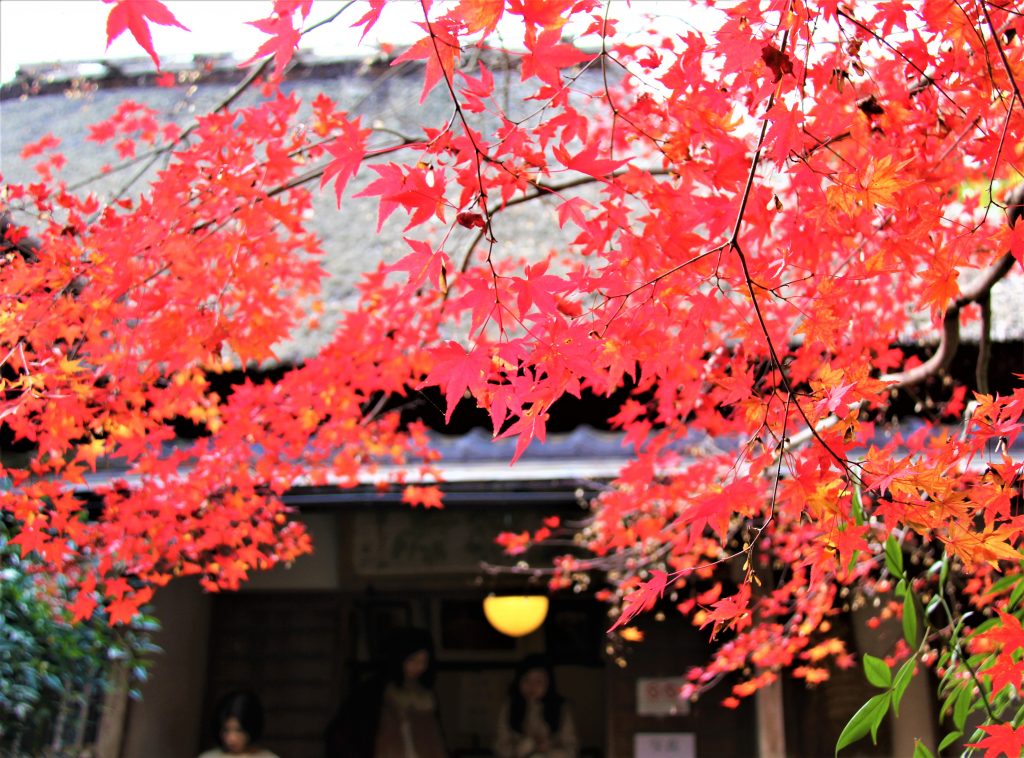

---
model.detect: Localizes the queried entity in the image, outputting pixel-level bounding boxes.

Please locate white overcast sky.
[0,1,713,84]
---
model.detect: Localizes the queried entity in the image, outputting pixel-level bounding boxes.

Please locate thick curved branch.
[881,185,1022,389]
[976,291,992,394]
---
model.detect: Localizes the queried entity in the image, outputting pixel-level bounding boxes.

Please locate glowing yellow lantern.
[483,595,549,637]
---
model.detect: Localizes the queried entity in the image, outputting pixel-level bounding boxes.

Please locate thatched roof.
[3,53,1022,364]
[1,53,592,364]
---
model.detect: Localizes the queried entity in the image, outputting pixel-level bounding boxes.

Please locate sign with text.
[634,732,697,758]
[636,677,690,716]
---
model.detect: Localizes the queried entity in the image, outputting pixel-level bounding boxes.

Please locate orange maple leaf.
[453,0,504,36]
[402,484,444,509]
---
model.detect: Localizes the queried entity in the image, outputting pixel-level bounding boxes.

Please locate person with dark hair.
[199,690,279,758]
[494,655,578,758]
[325,627,447,758]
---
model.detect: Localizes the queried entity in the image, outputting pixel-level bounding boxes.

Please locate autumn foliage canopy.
[2,0,1024,751]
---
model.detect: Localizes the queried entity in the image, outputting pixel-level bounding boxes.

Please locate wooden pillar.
[95,661,130,758]
[757,677,787,758]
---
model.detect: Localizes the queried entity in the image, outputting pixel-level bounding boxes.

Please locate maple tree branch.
[715,20,856,475]
[69,4,360,199]
[972,95,1016,231]
[100,57,276,203]
[262,138,423,198]
[976,291,992,395]
[419,0,509,308]
[300,0,357,36]
[744,393,791,578]
[457,168,671,273]
[598,5,669,161]
[981,1,1024,111]
[881,222,1019,390]
[797,128,853,165]
[861,182,1022,390]
[835,10,966,115]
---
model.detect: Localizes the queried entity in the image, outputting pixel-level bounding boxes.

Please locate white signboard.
[635,732,697,758]
[637,677,690,716]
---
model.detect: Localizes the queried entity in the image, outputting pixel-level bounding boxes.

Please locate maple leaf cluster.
[2,0,1024,746]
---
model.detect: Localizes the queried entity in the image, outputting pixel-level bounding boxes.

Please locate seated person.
[495,655,578,758]
[199,690,278,758]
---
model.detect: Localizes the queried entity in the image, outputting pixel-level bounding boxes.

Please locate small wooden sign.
[636,677,690,716]
[634,732,697,758]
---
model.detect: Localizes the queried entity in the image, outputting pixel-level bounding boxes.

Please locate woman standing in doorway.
[325,627,447,758]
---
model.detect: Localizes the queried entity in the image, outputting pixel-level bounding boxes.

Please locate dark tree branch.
[882,185,1022,388]
[0,212,42,263]
[976,291,992,395]
[457,168,671,273]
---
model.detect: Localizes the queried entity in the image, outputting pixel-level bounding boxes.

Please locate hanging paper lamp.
[483,594,549,637]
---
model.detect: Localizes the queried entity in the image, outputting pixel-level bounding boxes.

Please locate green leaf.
[926,595,941,616]
[941,682,964,717]
[869,692,890,743]
[863,654,892,689]
[1009,578,1024,610]
[938,731,962,752]
[851,482,864,526]
[885,536,904,578]
[891,656,916,715]
[836,692,891,755]
[952,684,973,731]
[987,574,1018,594]
[913,740,935,758]
[903,593,918,646]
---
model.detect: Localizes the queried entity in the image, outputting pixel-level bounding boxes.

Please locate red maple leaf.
[384,237,450,294]
[19,133,61,160]
[609,570,670,631]
[69,579,99,623]
[422,341,490,423]
[392,19,462,103]
[10,526,48,557]
[700,584,753,638]
[104,0,188,71]
[351,0,387,42]
[508,0,582,34]
[520,29,591,89]
[761,44,794,82]
[496,530,531,555]
[107,596,141,625]
[966,724,1024,758]
[320,115,371,207]
[355,163,448,231]
[553,142,627,178]
[974,612,1024,699]
[240,11,301,80]
[498,401,552,464]
[104,576,131,601]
